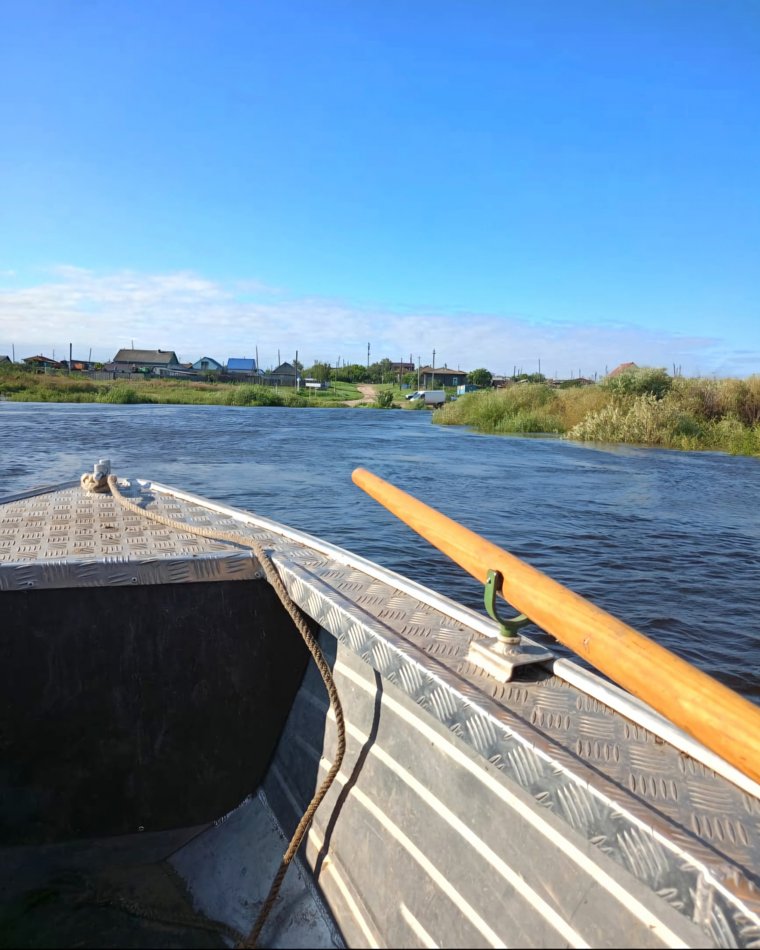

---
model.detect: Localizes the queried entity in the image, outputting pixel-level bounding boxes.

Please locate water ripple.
[2,402,759,703]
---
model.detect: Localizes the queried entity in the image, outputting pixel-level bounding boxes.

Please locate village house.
[263,361,299,387]
[226,357,259,377]
[61,359,95,372]
[607,362,639,378]
[390,361,416,374]
[23,355,62,370]
[418,365,468,388]
[0,355,11,365]
[192,356,224,373]
[111,349,180,372]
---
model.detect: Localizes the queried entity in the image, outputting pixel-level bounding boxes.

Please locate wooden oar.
[352,466,760,786]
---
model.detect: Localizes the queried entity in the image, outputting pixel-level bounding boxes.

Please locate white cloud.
[0,265,741,376]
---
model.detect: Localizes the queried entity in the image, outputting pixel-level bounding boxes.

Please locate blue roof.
[227,358,257,371]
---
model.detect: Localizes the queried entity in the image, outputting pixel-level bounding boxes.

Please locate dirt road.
[344,384,378,406]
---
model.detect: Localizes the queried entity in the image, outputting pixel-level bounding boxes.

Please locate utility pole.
[367,342,370,371]
[432,349,436,389]
[538,358,541,378]
[417,356,421,391]
[295,350,299,390]
[69,342,72,373]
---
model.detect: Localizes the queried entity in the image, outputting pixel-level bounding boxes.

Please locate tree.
[367,358,393,383]
[514,372,546,384]
[305,361,331,382]
[468,368,493,388]
[336,363,370,383]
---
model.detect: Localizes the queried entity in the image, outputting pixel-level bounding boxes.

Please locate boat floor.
[0,793,341,949]
[0,861,227,949]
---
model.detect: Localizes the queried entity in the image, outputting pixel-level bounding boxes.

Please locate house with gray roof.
[263,362,299,387]
[112,349,180,371]
[418,365,468,388]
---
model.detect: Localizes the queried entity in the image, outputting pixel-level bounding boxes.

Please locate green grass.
[435,371,760,456]
[0,369,362,408]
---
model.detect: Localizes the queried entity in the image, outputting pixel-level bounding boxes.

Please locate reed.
[435,374,760,456]
[436,385,562,433]
[97,386,151,404]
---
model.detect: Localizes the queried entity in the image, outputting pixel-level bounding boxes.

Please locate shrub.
[436,385,564,433]
[601,366,672,399]
[224,385,284,407]
[97,386,145,404]
[555,385,610,429]
[568,394,669,444]
[669,377,723,421]
[718,377,760,427]
[704,417,760,455]
[374,390,395,408]
[282,391,308,407]
[496,408,563,433]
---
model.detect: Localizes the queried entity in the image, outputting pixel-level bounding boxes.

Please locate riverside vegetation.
[0,369,361,408]
[434,368,760,457]
[3,365,759,456]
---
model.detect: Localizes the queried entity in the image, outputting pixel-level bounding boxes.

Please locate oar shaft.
[352,466,760,785]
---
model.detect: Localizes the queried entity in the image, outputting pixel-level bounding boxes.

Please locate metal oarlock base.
[466,637,554,683]
[467,568,554,681]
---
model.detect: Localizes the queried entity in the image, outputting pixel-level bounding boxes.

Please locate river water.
[2,402,759,704]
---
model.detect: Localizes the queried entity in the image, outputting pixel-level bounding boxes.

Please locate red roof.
[607,362,638,377]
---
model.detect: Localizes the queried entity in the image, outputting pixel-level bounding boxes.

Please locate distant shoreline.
[4,368,759,457]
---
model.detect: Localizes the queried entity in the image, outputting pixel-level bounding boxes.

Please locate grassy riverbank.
[5,367,759,455]
[434,369,760,456]
[0,370,361,407]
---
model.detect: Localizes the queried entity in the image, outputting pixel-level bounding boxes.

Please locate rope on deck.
[83,472,347,947]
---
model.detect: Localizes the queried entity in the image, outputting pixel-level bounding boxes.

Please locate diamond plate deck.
[2,476,760,946]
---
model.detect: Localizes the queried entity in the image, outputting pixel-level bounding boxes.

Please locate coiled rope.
[83,472,346,948]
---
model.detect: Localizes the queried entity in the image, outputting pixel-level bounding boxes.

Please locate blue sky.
[1,0,758,376]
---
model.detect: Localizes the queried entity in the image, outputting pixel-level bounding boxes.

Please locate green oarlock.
[484,569,530,642]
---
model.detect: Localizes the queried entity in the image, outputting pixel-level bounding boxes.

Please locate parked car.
[406,390,445,407]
